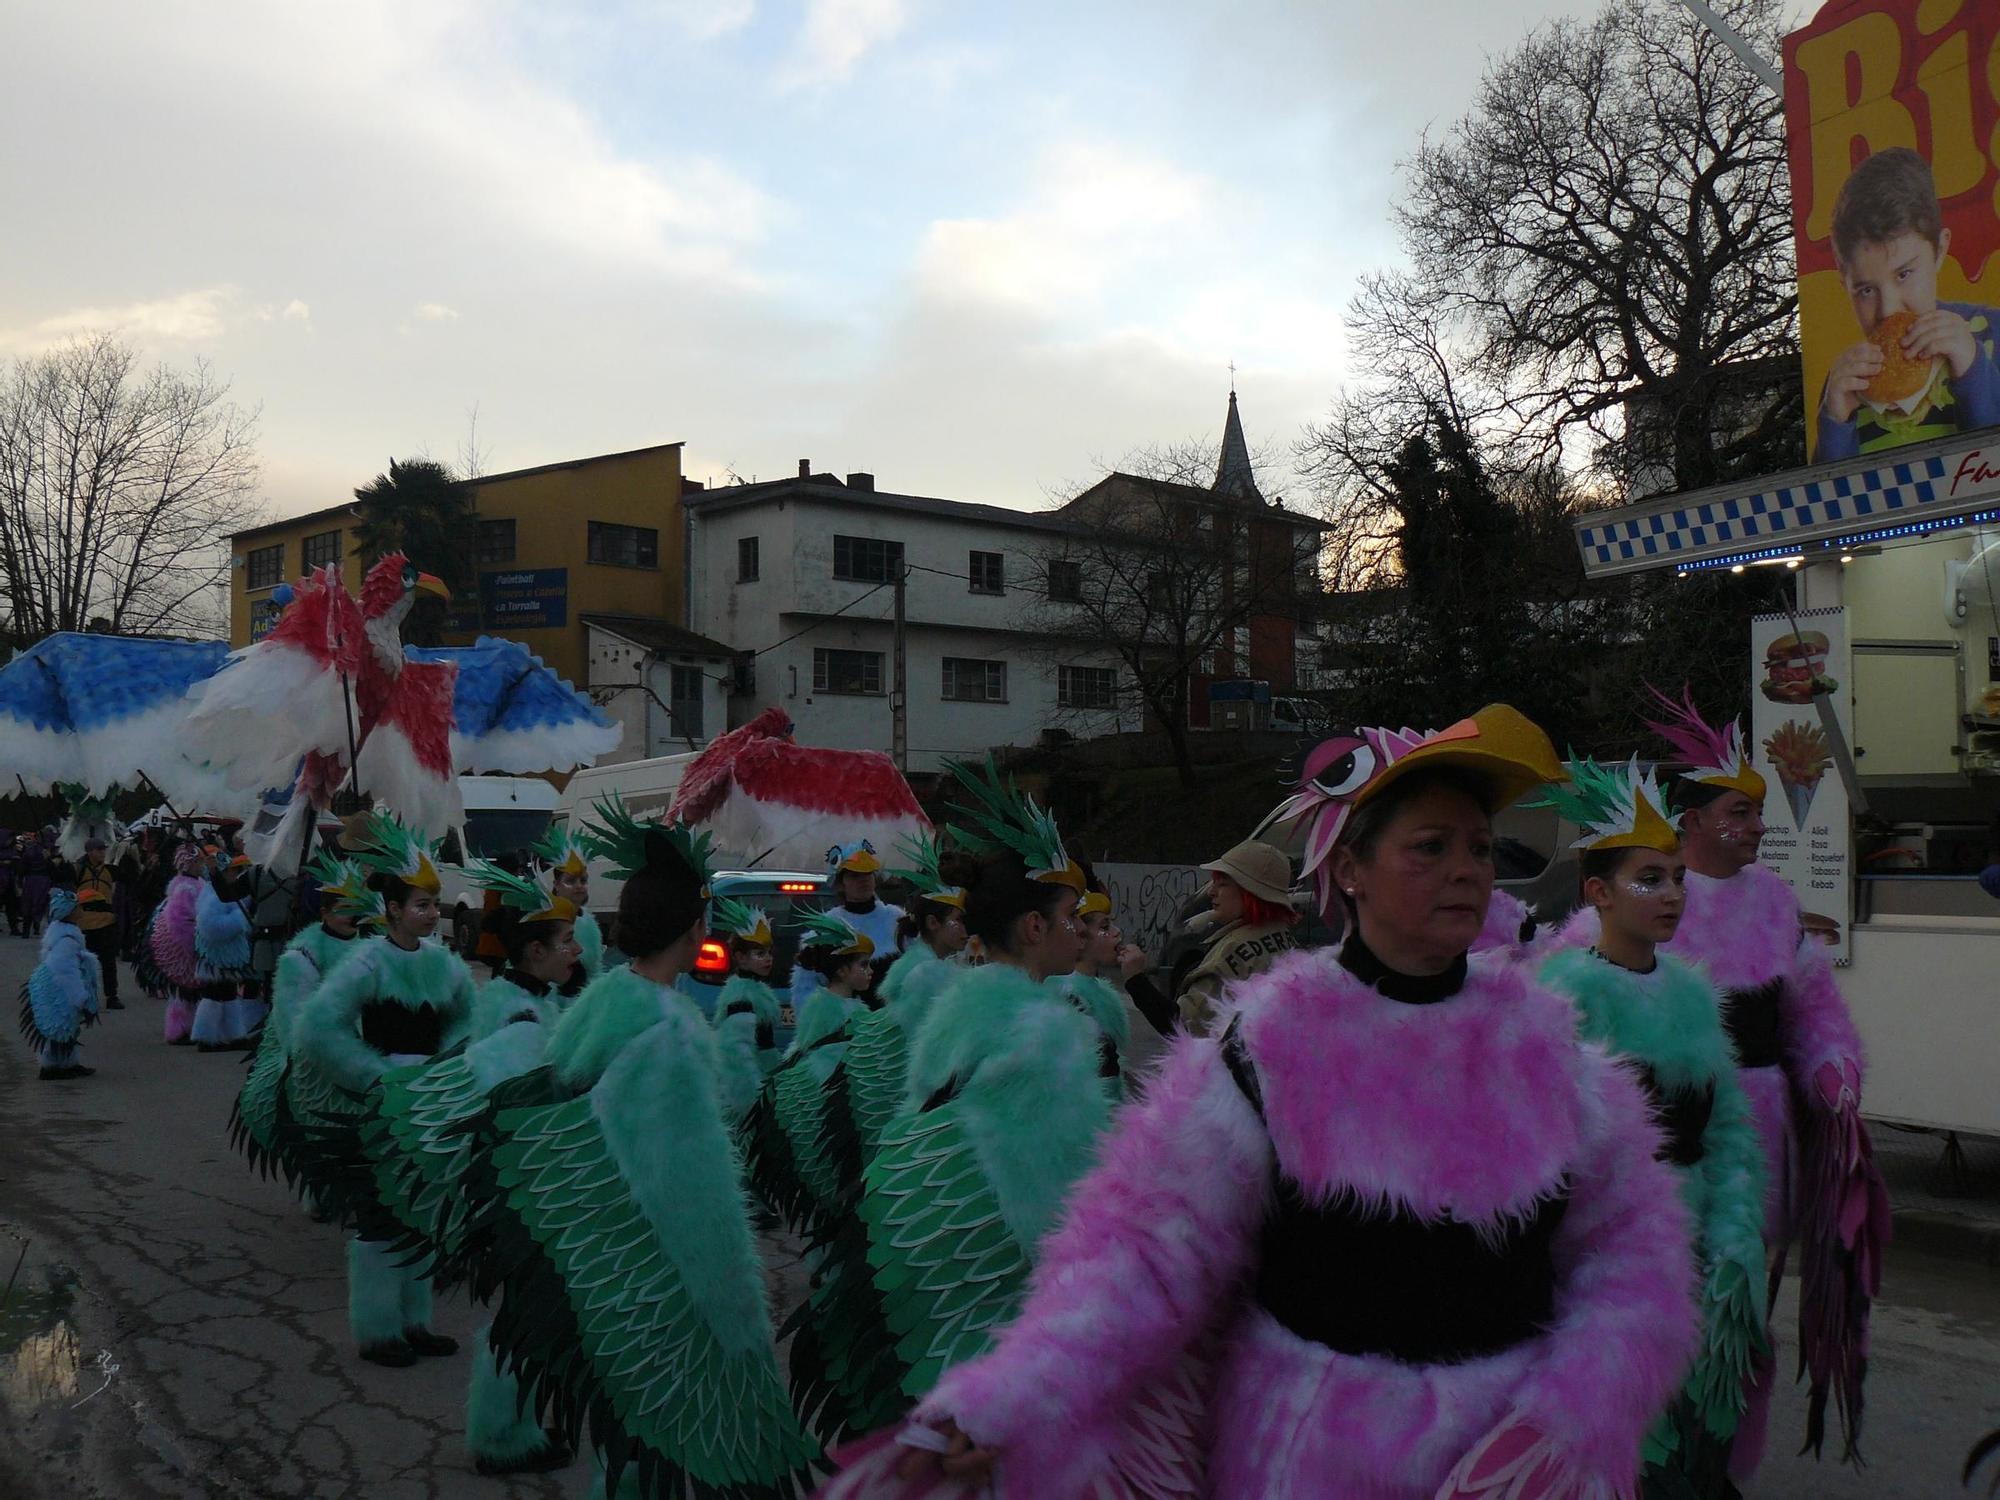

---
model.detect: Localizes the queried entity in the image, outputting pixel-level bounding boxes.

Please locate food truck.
[1572,0,2000,1138]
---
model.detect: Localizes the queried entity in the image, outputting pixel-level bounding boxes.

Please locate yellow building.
[228,442,691,687]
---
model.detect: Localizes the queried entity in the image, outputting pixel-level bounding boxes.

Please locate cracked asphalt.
[2,936,1999,1499]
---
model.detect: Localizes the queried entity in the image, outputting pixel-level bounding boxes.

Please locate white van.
[438,774,562,954]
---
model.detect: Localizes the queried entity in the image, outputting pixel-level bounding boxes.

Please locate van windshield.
[462,808,555,861]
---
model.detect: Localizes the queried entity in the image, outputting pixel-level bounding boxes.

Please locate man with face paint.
[1561,689,1889,1476]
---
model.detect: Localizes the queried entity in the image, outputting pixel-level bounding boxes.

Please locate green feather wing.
[836,1008,909,1166]
[1687,1257,1770,1442]
[483,1095,820,1495]
[228,1027,288,1176]
[859,1094,1032,1400]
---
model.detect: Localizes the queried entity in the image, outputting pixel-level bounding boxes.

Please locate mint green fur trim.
[545,965,681,1094]
[269,925,361,1055]
[349,1237,409,1346]
[904,962,1114,1248]
[466,1328,546,1461]
[472,973,563,1041]
[1063,972,1130,1054]
[716,974,780,1029]
[295,938,475,1095]
[884,950,956,1041]
[401,1264,433,1329]
[592,1012,770,1356]
[716,975,782,1082]
[575,909,605,979]
[789,990,864,1057]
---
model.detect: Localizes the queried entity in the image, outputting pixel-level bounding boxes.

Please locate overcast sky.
[2,0,1607,521]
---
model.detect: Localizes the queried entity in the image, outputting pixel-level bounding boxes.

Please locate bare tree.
[1023,442,1323,788]
[457,402,492,480]
[0,334,261,645]
[1391,0,1801,493]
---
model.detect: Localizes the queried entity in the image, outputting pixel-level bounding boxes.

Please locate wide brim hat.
[1353,704,1563,818]
[1200,840,1292,905]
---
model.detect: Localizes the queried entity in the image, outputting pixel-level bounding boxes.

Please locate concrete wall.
[585,622,728,764]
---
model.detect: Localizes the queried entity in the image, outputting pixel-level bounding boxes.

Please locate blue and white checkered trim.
[1575,451,1972,575]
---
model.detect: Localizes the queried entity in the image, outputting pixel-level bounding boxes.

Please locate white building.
[684,468,1134,772]
[583,614,734,762]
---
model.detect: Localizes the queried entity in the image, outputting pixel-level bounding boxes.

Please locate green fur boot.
[467,1325,570,1474]
[350,1238,415,1366]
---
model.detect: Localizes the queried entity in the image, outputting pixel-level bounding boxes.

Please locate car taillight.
[778,881,818,893]
[694,939,730,974]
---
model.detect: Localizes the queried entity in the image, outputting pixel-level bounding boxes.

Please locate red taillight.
[694,939,730,974]
[778,880,819,893]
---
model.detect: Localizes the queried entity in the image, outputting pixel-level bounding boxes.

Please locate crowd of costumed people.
[182,686,1919,1500]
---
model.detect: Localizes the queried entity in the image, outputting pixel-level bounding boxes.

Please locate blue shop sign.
[480,568,567,630]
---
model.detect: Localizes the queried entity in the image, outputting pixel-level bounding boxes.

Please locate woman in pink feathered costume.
[141,841,211,1044]
[1557,690,1890,1473]
[861,707,1698,1500]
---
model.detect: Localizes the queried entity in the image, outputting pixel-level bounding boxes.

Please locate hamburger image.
[1862,309,1945,411]
[1760,630,1834,704]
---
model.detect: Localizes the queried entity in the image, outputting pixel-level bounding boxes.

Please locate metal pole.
[1674,0,1783,97]
[892,561,908,773]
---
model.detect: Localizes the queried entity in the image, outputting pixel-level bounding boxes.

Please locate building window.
[738,536,760,582]
[942,656,1007,703]
[477,518,517,565]
[1059,665,1118,710]
[588,520,658,569]
[302,529,342,571]
[245,543,284,591]
[968,550,1005,594]
[667,664,704,739]
[832,533,903,583]
[813,647,883,695]
[1047,559,1082,602]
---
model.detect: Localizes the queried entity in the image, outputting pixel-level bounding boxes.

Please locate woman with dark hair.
[1120,837,1299,1038]
[1060,875,1131,1091]
[470,867,583,1040]
[879,834,971,1014]
[860,709,1699,1499]
[1534,757,1768,1496]
[295,813,475,1368]
[458,796,820,1497]
[709,896,786,1079]
[533,824,604,980]
[789,912,877,1056]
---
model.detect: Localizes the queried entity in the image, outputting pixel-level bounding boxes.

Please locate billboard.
[445,568,571,634]
[1785,0,2000,462]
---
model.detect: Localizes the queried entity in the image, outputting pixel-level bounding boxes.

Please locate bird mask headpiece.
[533,824,591,881]
[888,830,967,911]
[470,860,577,925]
[1527,756,1680,855]
[798,907,875,961]
[708,895,776,948]
[943,755,1085,893]
[826,839,883,876]
[1643,684,1768,807]
[343,809,442,896]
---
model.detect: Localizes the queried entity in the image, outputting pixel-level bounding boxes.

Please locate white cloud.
[650,0,757,39]
[916,142,1213,314]
[414,302,461,322]
[0,286,238,354]
[281,299,312,325]
[776,0,910,90]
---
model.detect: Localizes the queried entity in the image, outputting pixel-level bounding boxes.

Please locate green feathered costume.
[574,908,605,979]
[1058,970,1131,1098]
[295,935,476,1356]
[1540,946,1769,1491]
[230,919,362,1183]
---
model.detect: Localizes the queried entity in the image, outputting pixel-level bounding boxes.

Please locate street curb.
[1891,1206,2000,1266]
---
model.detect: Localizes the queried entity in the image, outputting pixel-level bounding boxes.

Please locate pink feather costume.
[147,871,205,1044]
[1557,862,1889,1470]
[890,946,1699,1499]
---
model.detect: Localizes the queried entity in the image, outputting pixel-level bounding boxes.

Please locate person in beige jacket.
[1121,838,1300,1036]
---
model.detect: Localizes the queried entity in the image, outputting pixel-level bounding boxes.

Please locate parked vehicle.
[438,774,561,954]
[672,868,828,1044]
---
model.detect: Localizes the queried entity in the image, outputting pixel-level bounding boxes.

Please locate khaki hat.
[1201,839,1292,905]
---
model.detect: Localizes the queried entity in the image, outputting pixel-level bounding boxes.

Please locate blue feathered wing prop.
[413,636,620,774]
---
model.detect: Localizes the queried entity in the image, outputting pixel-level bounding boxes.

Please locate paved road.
[1,935,1996,1498]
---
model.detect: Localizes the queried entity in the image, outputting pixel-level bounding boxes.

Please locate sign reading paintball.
[1784,0,2000,463]
[478,568,567,630]
[1749,606,1853,963]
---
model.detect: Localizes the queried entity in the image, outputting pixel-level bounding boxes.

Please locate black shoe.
[358,1340,419,1368]
[66,1065,95,1078]
[197,1041,224,1053]
[105,998,125,1010]
[167,1037,193,1047]
[403,1326,458,1357]
[475,1439,572,1476]
[38,1066,64,1081]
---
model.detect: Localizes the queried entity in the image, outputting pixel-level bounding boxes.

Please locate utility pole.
[892,560,908,772]
[1674,0,1782,97]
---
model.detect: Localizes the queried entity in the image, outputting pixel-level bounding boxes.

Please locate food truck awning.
[1571,428,2000,579]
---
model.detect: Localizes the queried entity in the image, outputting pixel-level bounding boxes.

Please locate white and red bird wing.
[353,657,462,837]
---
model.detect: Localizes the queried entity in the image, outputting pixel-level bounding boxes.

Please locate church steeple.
[1214,386,1262,503]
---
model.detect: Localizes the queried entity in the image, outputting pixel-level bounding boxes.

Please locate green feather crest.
[323,860,387,930]
[468,860,570,919]
[943,755,1073,883]
[1526,754,1678,851]
[307,845,363,895]
[708,894,775,945]
[888,829,962,902]
[577,793,716,887]
[796,907,872,957]
[344,808,442,889]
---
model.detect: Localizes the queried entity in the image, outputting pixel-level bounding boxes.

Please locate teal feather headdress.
[533,821,590,879]
[341,809,442,894]
[888,829,966,909]
[323,858,387,930]
[469,860,577,924]
[943,755,1084,892]
[307,845,364,897]
[708,895,776,947]
[1526,755,1681,854]
[795,907,873,959]
[577,794,716,890]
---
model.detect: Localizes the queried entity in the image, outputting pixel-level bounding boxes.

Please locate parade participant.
[192,854,264,1051]
[856,708,1697,1500]
[1120,837,1297,1037]
[1532,757,1769,1493]
[877,832,969,1017]
[532,824,603,982]
[72,838,123,1009]
[230,847,364,1184]
[295,812,475,1368]
[709,895,785,1078]
[460,796,821,1498]
[1619,687,1889,1467]
[1062,873,1131,1091]
[792,840,902,1008]
[789,912,876,1056]
[468,862,582,1040]
[18,830,52,938]
[143,841,212,1045]
[790,756,1102,1447]
[19,889,102,1080]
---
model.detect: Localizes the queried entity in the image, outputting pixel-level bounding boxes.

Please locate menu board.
[1749,606,1853,963]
